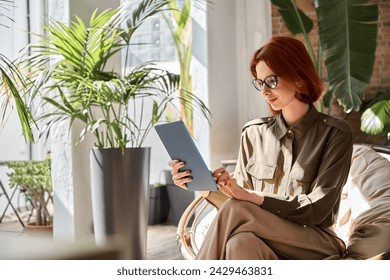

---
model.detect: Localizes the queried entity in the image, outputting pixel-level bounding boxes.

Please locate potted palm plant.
[6,156,52,229]
[20,0,209,259]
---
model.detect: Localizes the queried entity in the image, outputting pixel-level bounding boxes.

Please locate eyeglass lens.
[253,75,278,91]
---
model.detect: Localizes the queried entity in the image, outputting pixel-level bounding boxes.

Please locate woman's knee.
[226,232,254,252]
[225,232,278,260]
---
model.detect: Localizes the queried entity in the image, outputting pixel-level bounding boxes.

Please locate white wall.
[207,0,271,170]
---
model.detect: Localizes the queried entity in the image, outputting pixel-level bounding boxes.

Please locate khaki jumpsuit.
[197,105,353,260]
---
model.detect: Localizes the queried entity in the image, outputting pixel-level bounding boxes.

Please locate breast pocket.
[246,161,277,193]
[289,165,317,195]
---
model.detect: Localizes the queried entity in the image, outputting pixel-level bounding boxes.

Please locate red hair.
[250,36,324,114]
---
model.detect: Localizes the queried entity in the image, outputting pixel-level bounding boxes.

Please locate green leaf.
[109,122,123,143]
[42,96,71,115]
[322,89,333,108]
[270,0,313,35]
[152,100,159,125]
[314,0,378,112]
[124,0,170,37]
[0,55,35,142]
[361,91,390,136]
[361,100,390,135]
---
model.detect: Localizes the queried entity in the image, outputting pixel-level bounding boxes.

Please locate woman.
[169,36,353,260]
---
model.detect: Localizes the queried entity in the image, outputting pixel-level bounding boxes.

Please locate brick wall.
[272,0,390,145]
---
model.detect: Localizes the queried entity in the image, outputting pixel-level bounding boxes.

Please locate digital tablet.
[155,121,218,192]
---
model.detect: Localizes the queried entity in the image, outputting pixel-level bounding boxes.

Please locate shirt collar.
[272,104,319,140]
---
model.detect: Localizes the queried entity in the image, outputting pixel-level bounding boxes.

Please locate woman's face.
[255,60,298,112]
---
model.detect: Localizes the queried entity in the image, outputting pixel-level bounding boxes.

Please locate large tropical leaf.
[361,90,390,138]
[314,0,378,112]
[269,1,316,74]
[270,0,313,35]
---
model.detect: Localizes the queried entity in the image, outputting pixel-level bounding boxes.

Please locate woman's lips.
[267,97,277,103]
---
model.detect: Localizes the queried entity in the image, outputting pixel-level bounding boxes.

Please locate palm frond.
[121,0,171,42]
[0,54,35,142]
[0,0,14,27]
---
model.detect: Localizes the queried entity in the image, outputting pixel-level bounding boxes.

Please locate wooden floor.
[147,224,183,260]
[0,219,183,260]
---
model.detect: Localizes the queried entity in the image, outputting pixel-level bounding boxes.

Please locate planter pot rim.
[25,222,53,227]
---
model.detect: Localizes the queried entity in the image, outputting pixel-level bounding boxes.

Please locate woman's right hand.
[168,160,192,189]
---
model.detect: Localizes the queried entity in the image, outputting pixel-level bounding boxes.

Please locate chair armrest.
[176,195,219,260]
[176,195,205,260]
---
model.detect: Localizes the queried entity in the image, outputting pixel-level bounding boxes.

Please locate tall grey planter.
[89,147,150,259]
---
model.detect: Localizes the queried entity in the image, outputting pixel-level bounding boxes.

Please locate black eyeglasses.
[252,75,278,92]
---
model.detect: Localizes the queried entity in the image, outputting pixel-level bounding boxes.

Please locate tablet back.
[155,121,218,191]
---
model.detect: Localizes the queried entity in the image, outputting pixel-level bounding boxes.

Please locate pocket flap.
[246,160,276,180]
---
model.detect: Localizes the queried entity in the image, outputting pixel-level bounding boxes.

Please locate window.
[124,0,178,68]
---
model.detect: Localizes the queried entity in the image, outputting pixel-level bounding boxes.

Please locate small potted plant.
[6,156,52,229]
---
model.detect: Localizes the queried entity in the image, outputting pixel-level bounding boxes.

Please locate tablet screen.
[155,121,218,191]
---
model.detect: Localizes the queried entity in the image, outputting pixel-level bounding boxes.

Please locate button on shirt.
[231,105,353,227]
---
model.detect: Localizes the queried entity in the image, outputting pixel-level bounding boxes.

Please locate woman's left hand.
[212,167,264,206]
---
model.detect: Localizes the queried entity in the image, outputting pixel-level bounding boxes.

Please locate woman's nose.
[262,87,271,96]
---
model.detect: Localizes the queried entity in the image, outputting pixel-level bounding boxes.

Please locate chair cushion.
[335,145,390,259]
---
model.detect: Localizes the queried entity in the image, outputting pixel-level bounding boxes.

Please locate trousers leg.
[196,199,346,260]
[225,232,278,260]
